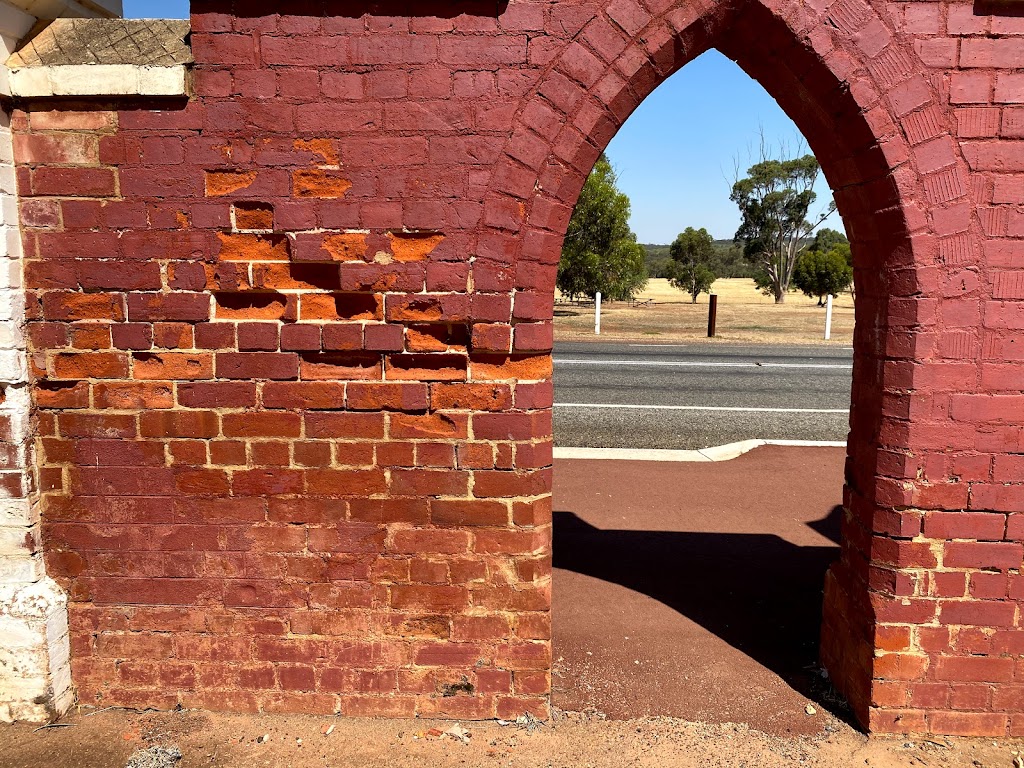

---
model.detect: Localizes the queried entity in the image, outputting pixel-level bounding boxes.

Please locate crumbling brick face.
[17,90,553,719]
[11,0,1024,735]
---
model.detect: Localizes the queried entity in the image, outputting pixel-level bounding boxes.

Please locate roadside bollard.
[707,294,718,338]
[595,291,602,336]
[824,294,833,340]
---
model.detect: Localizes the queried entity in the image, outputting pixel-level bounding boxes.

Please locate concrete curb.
[552,439,847,463]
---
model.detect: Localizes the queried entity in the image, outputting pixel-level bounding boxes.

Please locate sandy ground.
[555,278,855,345]
[4,708,1023,768]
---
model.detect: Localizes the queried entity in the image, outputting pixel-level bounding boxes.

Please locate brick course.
[8,0,1024,735]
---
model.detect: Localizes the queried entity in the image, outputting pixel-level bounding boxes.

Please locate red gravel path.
[551,445,846,736]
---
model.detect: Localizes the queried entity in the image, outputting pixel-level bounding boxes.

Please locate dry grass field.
[554,278,855,345]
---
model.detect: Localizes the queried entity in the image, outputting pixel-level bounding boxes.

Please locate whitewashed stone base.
[0,578,72,722]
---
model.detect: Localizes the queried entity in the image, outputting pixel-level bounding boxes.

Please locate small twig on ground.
[33,723,75,732]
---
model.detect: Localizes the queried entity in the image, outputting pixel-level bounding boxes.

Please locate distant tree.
[810,228,849,257]
[642,244,673,278]
[558,155,648,301]
[643,240,754,280]
[709,240,755,279]
[807,228,854,302]
[731,153,835,303]
[668,227,717,303]
[793,246,853,306]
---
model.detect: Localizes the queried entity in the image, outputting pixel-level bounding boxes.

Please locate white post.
[824,294,834,341]
[595,292,602,336]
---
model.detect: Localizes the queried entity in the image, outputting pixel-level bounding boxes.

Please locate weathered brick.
[16,3,1024,737]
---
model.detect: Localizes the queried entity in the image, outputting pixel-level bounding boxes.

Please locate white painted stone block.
[6,67,48,97]
[9,64,188,98]
[0,615,41,647]
[0,320,24,349]
[0,498,32,526]
[138,65,187,95]
[4,383,32,412]
[0,169,17,199]
[52,670,73,712]
[0,555,44,582]
[53,64,139,95]
[0,524,37,554]
[0,668,47,702]
[0,579,72,722]
[4,398,33,444]
[0,296,18,324]
[0,499,37,526]
[0,261,18,289]
[0,348,27,381]
[7,228,25,260]
[3,194,19,225]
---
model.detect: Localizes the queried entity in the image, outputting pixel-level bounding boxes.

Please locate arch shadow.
[553,505,847,717]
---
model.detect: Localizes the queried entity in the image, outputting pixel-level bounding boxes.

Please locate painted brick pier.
[3,0,1024,736]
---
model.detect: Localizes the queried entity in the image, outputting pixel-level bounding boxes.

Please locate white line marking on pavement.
[554,359,852,369]
[554,403,849,414]
[553,439,848,463]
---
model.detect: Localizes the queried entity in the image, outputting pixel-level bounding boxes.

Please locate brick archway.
[8,0,1021,736]
[484,0,981,732]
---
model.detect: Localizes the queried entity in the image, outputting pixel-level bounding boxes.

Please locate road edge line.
[553,439,847,463]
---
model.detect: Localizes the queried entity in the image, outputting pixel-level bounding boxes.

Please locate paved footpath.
[552,445,846,736]
[553,341,853,449]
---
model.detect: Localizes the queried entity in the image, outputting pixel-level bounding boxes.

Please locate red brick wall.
[14,0,1024,734]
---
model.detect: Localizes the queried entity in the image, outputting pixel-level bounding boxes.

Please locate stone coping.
[8,18,190,67]
[5,17,189,97]
[6,62,187,96]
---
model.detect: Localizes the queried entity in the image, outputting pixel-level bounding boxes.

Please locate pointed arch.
[481,0,982,729]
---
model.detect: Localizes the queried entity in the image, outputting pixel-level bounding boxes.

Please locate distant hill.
[642,240,755,280]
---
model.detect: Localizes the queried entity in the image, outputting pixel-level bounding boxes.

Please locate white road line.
[554,359,852,369]
[553,440,848,462]
[554,403,849,414]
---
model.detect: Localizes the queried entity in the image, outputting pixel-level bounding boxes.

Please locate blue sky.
[125,1,188,17]
[606,50,837,243]
[123,3,836,244]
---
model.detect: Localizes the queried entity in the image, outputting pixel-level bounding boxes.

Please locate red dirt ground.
[3,706,1023,767]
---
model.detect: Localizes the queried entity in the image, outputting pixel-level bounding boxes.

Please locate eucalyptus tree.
[731,154,835,303]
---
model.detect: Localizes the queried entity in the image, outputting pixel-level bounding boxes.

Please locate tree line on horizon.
[557,152,854,306]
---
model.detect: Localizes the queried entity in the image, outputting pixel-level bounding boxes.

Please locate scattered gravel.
[124,745,182,768]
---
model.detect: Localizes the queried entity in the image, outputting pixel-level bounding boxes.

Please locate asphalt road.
[553,341,853,449]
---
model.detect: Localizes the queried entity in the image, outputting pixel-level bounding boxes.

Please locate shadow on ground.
[553,506,842,701]
[550,447,848,735]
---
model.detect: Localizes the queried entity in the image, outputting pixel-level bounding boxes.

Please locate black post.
[707,294,718,338]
